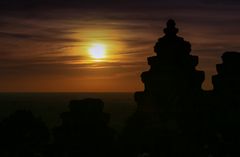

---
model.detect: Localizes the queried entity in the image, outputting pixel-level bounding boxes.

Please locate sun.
[88,43,106,59]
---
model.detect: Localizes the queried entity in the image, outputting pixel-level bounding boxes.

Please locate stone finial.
[164,19,179,36]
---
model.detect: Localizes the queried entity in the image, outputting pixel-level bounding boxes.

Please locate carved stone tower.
[122,19,205,157]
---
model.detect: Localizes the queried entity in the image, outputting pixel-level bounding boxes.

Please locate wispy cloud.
[0,0,239,91]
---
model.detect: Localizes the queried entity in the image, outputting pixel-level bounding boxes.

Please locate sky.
[0,0,240,92]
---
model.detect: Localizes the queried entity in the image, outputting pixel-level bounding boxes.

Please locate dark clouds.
[0,31,80,43]
[1,0,240,13]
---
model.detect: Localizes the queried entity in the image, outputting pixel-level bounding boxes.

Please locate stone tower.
[122,19,205,157]
[135,19,204,117]
[213,51,240,95]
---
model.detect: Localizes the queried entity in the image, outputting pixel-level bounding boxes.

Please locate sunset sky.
[0,0,240,92]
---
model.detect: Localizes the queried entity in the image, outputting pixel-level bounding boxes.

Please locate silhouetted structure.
[52,98,115,157]
[207,52,240,156]
[120,20,240,157]
[0,110,49,157]
[213,51,240,94]
[121,19,207,157]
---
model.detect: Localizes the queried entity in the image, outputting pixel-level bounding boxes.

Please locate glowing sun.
[88,43,106,59]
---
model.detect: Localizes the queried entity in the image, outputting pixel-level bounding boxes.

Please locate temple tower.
[122,20,205,157]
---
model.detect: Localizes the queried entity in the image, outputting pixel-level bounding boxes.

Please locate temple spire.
[163,19,179,36]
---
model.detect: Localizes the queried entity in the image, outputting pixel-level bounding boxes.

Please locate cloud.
[0,31,80,43]
[0,0,239,91]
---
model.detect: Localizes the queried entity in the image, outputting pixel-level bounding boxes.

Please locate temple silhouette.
[121,20,240,157]
[0,19,240,157]
[0,110,49,157]
[52,99,115,157]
